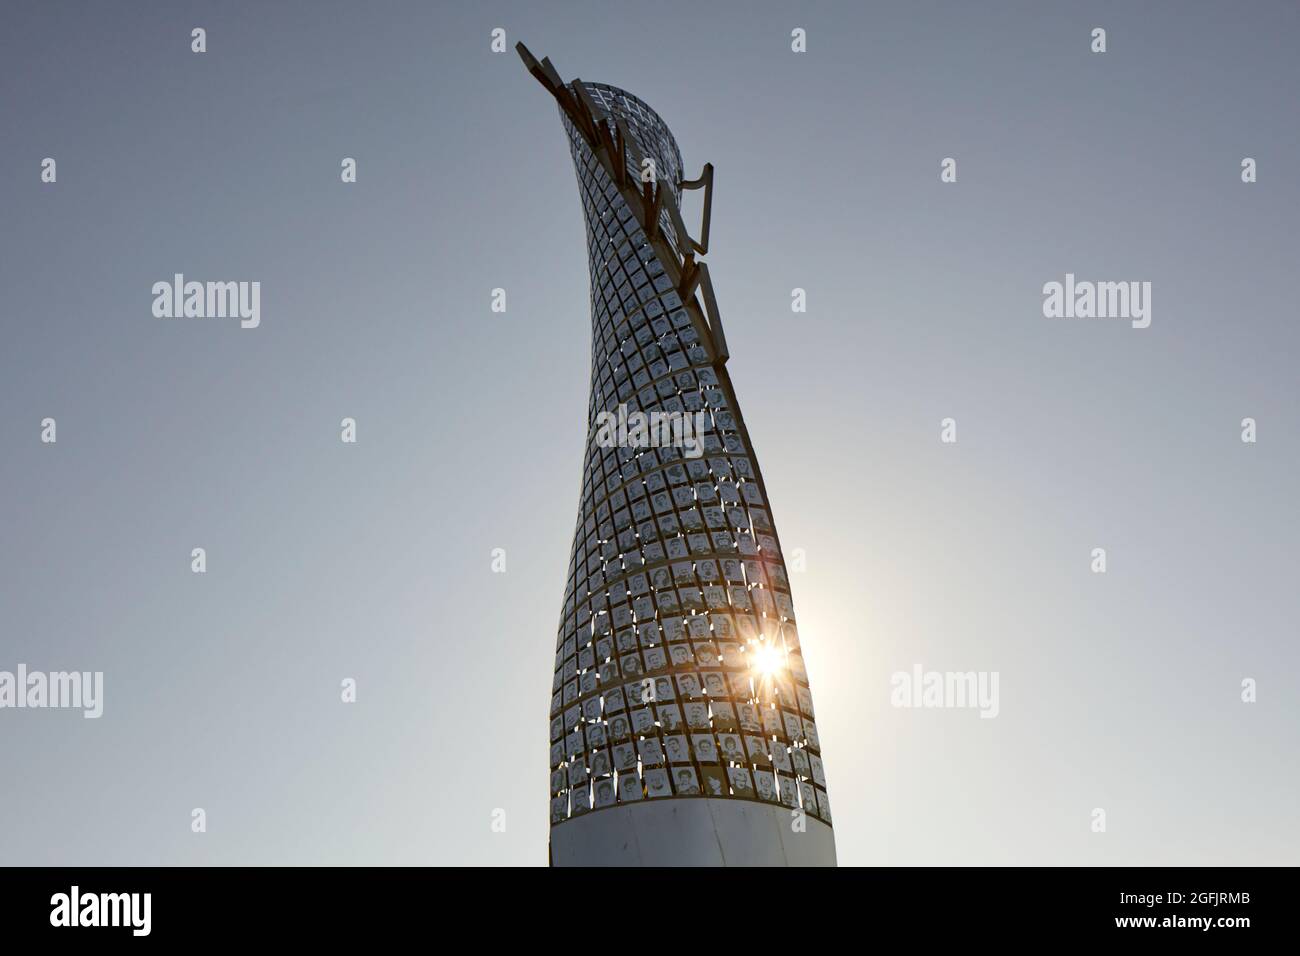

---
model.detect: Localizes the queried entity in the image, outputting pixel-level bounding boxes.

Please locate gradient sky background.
[2,0,1297,866]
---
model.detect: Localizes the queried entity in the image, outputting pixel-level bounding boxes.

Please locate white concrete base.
[550,798,836,866]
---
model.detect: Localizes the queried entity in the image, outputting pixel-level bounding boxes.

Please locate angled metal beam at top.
[515,42,559,94]
[678,163,714,256]
[516,41,728,367]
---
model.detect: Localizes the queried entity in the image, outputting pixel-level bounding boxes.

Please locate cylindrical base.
[550,798,836,866]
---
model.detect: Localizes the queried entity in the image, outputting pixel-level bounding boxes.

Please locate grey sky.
[1,0,1296,865]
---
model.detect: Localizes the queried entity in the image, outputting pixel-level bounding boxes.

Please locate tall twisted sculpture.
[523,45,836,866]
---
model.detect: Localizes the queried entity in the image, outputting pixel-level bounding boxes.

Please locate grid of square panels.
[549,94,831,830]
[583,82,686,262]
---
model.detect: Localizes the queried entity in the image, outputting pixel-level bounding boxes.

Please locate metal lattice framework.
[523,45,832,835]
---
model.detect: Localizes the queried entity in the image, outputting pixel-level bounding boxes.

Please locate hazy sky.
[2,0,1297,866]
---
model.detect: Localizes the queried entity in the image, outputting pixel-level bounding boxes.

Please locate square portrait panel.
[656,703,682,732]
[671,766,701,795]
[662,617,686,642]
[653,676,675,701]
[700,765,729,798]
[676,672,702,698]
[717,732,745,764]
[570,784,591,815]
[631,681,655,714]
[799,781,817,813]
[613,742,637,772]
[561,728,582,759]
[644,768,672,799]
[791,748,811,777]
[637,736,664,765]
[683,701,710,729]
[608,713,632,741]
[726,766,754,797]
[711,702,738,732]
[618,771,643,803]
[710,613,734,639]
[663,734,690,764]
[630,707,656,737]
[770,743,792,773]
[567,759,588,788]
[815,788,831,823]
[650,566,672,591]
[691,733,718,763]
[787,652,807,682]
[803,719,820,751]
[753,769,777,803]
